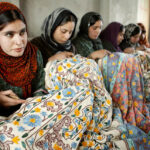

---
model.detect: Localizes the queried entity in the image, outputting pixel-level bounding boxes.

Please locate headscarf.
[78,12,103,50]
[123,23,139,47]
[138,23,150,48]
[41,8,77,52]
[0,2,38,98]
[100,22,123,52]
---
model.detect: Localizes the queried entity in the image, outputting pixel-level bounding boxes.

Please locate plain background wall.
[20,0,100,38]
[99,0,149,38]
[1,0,150,39]
[99,0,138,26]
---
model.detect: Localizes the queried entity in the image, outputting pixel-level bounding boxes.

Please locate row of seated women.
[0,2,149,150]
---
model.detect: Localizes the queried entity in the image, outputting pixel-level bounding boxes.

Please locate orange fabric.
[0,43,38,98]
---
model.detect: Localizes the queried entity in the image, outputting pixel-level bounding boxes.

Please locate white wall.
[137,0,149,38]
[99,0,138,27]
[99,0,149,37]
[20,0,100,38]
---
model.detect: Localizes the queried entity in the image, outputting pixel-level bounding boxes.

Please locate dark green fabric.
[0,49,46,116]
[101,39,117,52]
[73,11,103,57]
[73,35,103,57]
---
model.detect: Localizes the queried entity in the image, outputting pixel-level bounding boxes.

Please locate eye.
[5,32,13,37]
[61,29,67,34]
[20,29,26,36]
[69,30,73,34]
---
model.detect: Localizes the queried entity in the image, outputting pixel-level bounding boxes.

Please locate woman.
[99,21,125,52]
[73,12,110,62]
[120,23,150,100]
[31,8,77,66]
[73,12,150,135]
[120,23,146,53]
[138,22,150,49]
[0,2,47,116]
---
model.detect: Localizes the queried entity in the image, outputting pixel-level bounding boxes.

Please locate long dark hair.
[0,10,26,31]
[88,14,103,27]
[120,25,125,33]
[79,12,103,35]
[51,10,77,39]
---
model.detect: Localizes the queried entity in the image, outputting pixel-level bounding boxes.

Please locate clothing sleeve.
[73,38,94,57]
[32,50,48,96]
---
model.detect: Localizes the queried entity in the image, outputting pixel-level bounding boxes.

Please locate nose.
[64,32,71,41]
[14,34,22,45]
[96,28,101,35]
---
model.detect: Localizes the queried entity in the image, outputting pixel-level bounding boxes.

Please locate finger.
[67,54,74,58]
[1,90,20,99]
[6,99,26,106]
[105,50,111,54]
[66,52,74,55]
[0,90,14,95]
[8,94,20,99]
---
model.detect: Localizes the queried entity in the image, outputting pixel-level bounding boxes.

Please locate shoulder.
[73,36,92,46]
[30,36,43,44]
[30,36,47,49]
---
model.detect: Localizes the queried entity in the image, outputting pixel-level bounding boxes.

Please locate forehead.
[1,20,26,32]
[91,20,103,27]
[60,21,75,28]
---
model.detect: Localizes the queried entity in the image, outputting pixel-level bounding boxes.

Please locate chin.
[13,52,24,57]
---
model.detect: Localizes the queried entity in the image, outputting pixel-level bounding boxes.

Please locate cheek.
[130,37,135,43]
[0,38,10,51]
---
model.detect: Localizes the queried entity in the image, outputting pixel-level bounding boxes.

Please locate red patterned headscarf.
[0,2,38,98]
[138,23,150,48]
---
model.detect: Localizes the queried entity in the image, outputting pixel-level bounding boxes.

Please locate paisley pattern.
[0,55,149,150]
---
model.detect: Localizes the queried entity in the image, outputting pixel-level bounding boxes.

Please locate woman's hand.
[136,45,146,51]
[124,47,135,54]
[89,49,111,59]
[48,51,74,61]
[0,90,26,107]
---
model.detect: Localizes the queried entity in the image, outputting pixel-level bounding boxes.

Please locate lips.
[14,47,24,52]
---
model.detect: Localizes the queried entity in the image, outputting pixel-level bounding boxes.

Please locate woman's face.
[53,21,75,44]
[88,20,103,40]
[130,33,141,44]
[0,20,27,57]
[117,30,125,45]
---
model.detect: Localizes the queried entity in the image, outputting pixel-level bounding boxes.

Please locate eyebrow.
[3,27,26,34]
